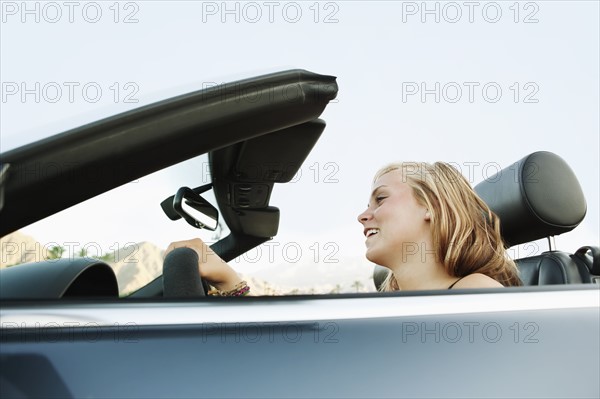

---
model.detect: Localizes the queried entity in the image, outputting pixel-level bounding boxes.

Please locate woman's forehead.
[373,169,405,187]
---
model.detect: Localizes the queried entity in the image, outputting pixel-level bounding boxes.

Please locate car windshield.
[1,1,598,297]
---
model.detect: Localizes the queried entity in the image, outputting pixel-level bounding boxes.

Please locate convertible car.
[0,70,598,398]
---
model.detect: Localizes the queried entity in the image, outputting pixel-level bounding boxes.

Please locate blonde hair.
[376,162,522,290]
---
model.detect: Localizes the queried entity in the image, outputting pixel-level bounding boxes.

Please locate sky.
[1,1,599,275]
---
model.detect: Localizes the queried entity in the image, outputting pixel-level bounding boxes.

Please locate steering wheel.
[162,247,211,297]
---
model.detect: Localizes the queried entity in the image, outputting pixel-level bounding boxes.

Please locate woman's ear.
[424,210,431,221]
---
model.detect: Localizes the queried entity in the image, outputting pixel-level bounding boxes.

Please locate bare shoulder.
[453,273,504,289]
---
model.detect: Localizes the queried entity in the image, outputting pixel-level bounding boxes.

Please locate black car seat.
[372,151,599,290]
[475,151,598,285]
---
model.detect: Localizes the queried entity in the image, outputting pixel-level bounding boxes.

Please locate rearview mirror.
[173,187,219,231]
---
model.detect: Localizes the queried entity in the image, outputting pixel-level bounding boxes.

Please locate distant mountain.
[108,242,165,295]
[0,231,49,268]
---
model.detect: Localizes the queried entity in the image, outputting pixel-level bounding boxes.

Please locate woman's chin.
[365,248,383,265]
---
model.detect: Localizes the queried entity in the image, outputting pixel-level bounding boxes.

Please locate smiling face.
[357,169,432,268]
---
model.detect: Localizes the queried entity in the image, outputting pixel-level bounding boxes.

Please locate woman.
[358,162,521,290]
[165,161,521,295]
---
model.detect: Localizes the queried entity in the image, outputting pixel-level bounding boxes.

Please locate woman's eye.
[376,196,386,204]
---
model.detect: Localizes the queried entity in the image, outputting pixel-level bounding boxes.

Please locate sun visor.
[233,120,325,183]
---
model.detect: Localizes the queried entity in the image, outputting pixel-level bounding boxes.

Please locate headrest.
[474,151,586,247]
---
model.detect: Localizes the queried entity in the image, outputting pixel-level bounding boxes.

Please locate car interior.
[0,70,338,299]
[1,70,598,299]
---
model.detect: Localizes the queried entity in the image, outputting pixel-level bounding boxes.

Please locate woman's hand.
[164,238,242,292]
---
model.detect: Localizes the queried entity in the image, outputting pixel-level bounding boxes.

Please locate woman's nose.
[357,208,372,224]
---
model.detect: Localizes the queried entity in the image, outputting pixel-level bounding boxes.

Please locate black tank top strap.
[448,276,466,289]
